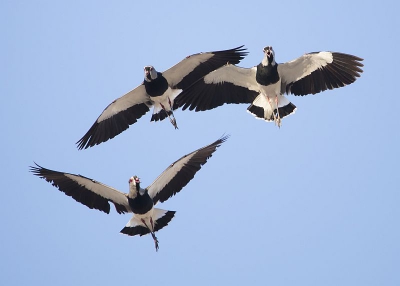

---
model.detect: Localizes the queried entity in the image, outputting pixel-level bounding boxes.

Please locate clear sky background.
[2,0,399,285]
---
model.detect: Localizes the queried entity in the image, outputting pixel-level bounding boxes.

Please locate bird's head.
[129,176,141,189]
[262,46,275,66]
[144,66,158,82]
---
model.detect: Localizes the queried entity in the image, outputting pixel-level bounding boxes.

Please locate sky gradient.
[2,1,399,285]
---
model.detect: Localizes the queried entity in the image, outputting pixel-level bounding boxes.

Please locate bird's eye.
[129,178,133,183]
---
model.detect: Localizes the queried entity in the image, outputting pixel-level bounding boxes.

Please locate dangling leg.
[160,102,178,129]
[275,96,281,128]
[168,98,178,129]
[149,217,159,251]
[141,218,159,251]
[266,96,278,124]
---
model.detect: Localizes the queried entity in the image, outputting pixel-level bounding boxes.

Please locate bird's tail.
[150,90,181,122]
[120,208,176,236]
[151,104,172,122]
[247,94,296,121]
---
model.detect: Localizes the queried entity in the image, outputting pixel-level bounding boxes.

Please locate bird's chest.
[144,74,169,98]
[256,64,281,95]
[128,192,154,215]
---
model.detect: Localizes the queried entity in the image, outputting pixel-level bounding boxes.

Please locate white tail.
[247,94,295,121]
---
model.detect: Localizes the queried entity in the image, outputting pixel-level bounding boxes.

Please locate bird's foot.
[170,117,178,129]
[276,116,281,128]
[267,96,278,126]
[151,232,159,252]
[272,110,281,128]
[167,99,179,129]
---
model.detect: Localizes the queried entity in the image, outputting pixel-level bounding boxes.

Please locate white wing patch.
[317,51,333,64]
[278,51,334,84]
[204,65,259,91]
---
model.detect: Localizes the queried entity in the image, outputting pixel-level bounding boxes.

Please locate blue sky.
[2,0,399,285]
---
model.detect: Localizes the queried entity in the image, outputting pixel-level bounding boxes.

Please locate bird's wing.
[278,52,364,96]
[147,135,228,205]
[175,65,259,111]
[162,46,247,91]
[30,163,131,214]
[76,84,152,149]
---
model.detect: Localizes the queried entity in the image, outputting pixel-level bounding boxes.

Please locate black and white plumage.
[31,135,228,251]
[175,46,364,127]
[76,47,246,149]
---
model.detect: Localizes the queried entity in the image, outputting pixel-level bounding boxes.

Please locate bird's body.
[175,46,363,126]
[76,46,246,149]
[142,67,180,126]
[127,177,153,215]
[31,136,228,251]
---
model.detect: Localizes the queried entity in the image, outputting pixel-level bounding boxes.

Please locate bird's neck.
[144,73,169,97]
[128,184,141,198]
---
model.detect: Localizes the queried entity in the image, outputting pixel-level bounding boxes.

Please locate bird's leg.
[160,102,178,130]
[275,96,281,128]
[266,96,278,124]
[168,98,178,129]
[141,218,159,252]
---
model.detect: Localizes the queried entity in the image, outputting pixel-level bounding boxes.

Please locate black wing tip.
[331,52,364,62]
[29,162,45,175]
[76,102,151,150]
[76,124,103,150]
[212,45,248,61]
[232,45,248,55]
[76,128,95,150]
[76,136,90,150]
[217,134,230,145]
[331,52,365,73]
[76,124,123,150]
[215,45,247,53]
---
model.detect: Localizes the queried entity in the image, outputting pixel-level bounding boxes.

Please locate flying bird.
[76,46,246,149]
[31,135,228,251]
[175,46,364,127]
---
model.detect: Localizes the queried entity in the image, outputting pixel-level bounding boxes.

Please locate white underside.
[125,208,169,232]
[152,88,182,114]
[248,80,293,121]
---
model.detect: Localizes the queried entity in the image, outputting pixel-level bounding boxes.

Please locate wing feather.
[278,52,364,96]
[30,163,130,214]
[147,135,229,205]
[76,85,151,149]
[175,65,259,111]
[163,46,248,90]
